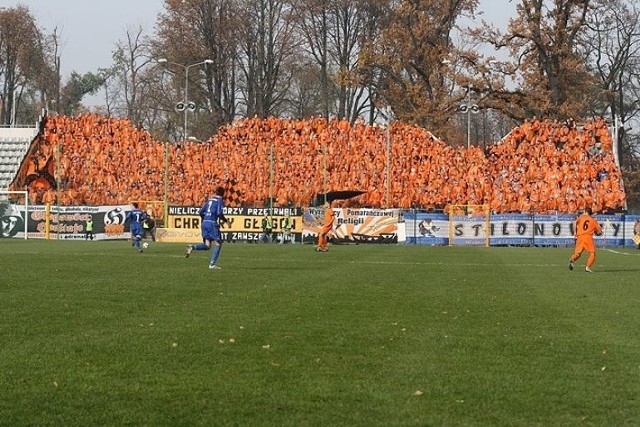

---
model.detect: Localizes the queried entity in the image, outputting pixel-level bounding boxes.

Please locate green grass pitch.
[1,239,639,426]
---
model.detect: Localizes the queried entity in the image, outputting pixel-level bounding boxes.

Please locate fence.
[2,203,639,248]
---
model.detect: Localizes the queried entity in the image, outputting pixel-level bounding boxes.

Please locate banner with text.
[163,206,302,243]
[302,207,400,244]
[404,211,636,247]
[4,205,131,240]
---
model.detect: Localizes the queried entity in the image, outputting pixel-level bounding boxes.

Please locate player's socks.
[210,245,221,265]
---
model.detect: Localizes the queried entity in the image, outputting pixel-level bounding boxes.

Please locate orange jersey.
[322,207,335,232]
[575,214,602,238]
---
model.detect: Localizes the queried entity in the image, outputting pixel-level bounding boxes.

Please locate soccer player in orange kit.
[316,202,335,252]
[569,207,603,273]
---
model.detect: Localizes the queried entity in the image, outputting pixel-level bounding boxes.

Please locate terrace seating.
[11,114,626,214]
[0,130,37,191]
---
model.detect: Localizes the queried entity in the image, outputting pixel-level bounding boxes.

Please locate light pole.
[157,58,213,140]
[157,58,212,222]
[459,84,479,148]
[442,59,498,148]
[383,106,394,208]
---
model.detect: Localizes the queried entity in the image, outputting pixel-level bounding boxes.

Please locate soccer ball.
[142,242,149,249]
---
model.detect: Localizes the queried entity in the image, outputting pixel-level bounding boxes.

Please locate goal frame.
[447,204,490,247]
[0,190,29,239]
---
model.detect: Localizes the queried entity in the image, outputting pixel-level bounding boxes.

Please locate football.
[595,231,602,237]
[142,242,149,249]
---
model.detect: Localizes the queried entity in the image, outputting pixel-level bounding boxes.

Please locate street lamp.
[458,84,479,148]
[442,59,499,148]
[157,58,213,140]
[157,58,212,222]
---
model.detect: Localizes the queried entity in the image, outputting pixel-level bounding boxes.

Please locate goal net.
[0,190,28,239]
[446,204,490,247]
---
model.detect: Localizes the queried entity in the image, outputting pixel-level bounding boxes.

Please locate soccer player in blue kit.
[126,202,147,253]
[185,186,229,269]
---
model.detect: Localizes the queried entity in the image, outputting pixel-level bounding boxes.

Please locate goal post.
[0,190,29,239]
[446,204,490,247]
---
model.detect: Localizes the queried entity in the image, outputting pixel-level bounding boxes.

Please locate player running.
[185,186,229,269]
[568,207,603,273]
[316,201,335,252]
[126,202,147,253]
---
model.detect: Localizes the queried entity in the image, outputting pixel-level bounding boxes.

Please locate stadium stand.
[0,127,39,191]
[8,113,626,214]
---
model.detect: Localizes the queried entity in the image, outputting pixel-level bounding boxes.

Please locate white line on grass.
[604,248,640,257]
[12,250,635,267]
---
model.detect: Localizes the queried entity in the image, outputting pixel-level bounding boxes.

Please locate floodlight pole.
[164,141,169,224]
[385,106,393,208]
[323,143,327,205]
[157,58,213,140]
[467,85,472,149]
[269,142,274,214]
[157,58,213,223]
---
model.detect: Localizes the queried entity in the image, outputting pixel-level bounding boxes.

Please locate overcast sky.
[8,0,517,80]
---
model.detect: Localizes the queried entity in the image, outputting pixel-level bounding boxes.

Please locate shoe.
[185,245,193,258]
[585,267,593,273]
[209,264,221,270]
[568,260,574,271]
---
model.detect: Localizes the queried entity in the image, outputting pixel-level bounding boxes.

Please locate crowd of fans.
[12,113,626,215]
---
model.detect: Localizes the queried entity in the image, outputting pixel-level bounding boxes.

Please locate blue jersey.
[199,196,226,224]
[126,208,147,225]
[199,196,226,243]
[126,208,147,237]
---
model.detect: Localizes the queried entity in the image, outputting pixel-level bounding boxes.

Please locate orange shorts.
[574,236,595,254]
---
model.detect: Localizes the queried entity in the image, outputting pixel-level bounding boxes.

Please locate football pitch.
[1,240,639,426]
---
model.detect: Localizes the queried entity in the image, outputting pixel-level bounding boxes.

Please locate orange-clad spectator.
[11,114,626,216]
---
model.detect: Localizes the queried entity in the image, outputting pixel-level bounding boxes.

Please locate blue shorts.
[131,224,143,239]
[201,220,222,243]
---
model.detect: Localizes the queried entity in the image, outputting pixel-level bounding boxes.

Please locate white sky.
[7,0,517,81]
[8,0,163,78]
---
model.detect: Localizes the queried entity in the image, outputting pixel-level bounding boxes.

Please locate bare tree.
[583,0,640,167]
[44,27,63,115]
[329,0,373,123]
[367,0,479,139]
[292,0,380,123]
[285,62,325,117]
[0,6,48,125]
[294,0,332,119]
[155,0,240,135]
[104,25,154,124]
[237,0,297,118]
[478,0,596,120]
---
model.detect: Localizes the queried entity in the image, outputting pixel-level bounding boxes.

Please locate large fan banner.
[160,206,302,243]
[302,207,400,244]
[3,205,130,240]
